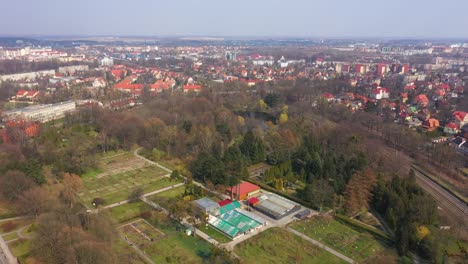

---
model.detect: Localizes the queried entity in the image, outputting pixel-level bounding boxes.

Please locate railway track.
[412,167,468,237]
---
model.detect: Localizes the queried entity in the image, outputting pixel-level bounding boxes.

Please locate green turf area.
[200,225,231,243]
[78,165,177,207]
[8,238,31,262]
[2,232,19,242]
[234,227,347,264]
[290,216,395,263]
[108,201,152,223]
[147,185,185,209]
[119,217,216,264]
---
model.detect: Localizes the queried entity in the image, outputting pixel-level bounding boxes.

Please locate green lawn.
[2,232,18,242]
[108,201,152,223]
[234,227,346,264]
[78,165,176,207]
[9,238,31,262]
[290,216,395,263]
[120,217,216,264]
[147,185,185,209]
[199,225,231,243]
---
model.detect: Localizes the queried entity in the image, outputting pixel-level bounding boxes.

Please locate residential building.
[2,101,76,123]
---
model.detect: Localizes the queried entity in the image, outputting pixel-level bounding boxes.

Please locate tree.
[61,173,83,208]
[343,169,377,216]
[170,170,181,181]
[264,94,281,108]
[21,158,46,184]
[279,113,288,124]
[0,170,36,201]
[128,187,144,202]
[16,187,55,217]
[302,179,335,211]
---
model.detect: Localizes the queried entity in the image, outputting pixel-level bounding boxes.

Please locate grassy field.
[108,201,152,223]
[290,216,395,263]
[8,238,31,263]
[78,165,174,207]
[234,227,346,264]
[147,185,185,209]
[118,217,215,264]
[199,225,231,243]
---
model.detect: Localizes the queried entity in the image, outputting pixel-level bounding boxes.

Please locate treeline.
[190,130,265,186]
[373,171,441,262]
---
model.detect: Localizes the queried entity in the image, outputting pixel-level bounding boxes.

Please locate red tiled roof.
[415,94,429,103]
[453,111,467,121]
[322,93,334,99]
[226,181,260,196]
[16,90,28,96]
[218,199,232,207]
[183,84,202,90]
[373,87,389,94]
[446,123,459,129]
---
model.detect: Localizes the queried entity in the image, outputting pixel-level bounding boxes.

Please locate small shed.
[295,209,311,220]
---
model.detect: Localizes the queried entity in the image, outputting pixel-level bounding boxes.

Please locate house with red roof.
[226,181,260,200]
[371,87,390,100]
[404,83,416,91]
[453,111,468,128]
[15,90,40,101]
[415,94,429,107]
[183,84,202,93]
[321,93,335,102]
[444,123,459,134]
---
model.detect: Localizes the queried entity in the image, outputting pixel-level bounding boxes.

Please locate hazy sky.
[2,0,468,38]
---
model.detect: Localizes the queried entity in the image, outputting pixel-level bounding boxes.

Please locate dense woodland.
[0,79,465,263]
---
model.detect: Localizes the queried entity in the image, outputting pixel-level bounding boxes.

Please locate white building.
[58,65,89,75]
[100,57,114,67]
[0,70,56,82]
[278,56,305,68]
[2,101,76,123]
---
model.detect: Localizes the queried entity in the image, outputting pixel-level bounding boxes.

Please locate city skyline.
[2,0,468,38]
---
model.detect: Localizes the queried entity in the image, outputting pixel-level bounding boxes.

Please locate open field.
[78,164,173,206]
[200,225,231,243]
[8,238,31,263]
[119,217,214,264]
[290,216,396,263]
[147,185,185,209]
[108,201,152,223]
[234,227,347,264]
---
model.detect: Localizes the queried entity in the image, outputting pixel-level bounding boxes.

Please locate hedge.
[335,213,393,243]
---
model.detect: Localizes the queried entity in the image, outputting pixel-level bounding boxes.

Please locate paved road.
[287,227,355,264]
[0,235,17,264]
[411,166,468,237]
